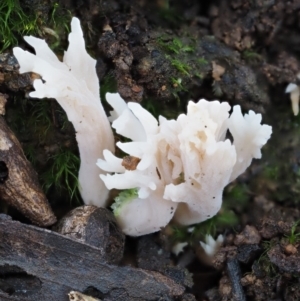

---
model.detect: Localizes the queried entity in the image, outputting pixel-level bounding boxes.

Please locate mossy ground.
[0,0,71,52]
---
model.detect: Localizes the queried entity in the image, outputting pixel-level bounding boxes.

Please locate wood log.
[0,116,56,226]
[0,215,185,301]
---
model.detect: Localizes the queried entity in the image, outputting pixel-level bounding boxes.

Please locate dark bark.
[0,215,185,301]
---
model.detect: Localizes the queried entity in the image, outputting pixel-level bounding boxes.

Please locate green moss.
[156,35,210,102]
[159,37,194,54]
[263,165,279,181]
[41,148,80,202]
[158,37,195,55]
[0,0,38,51]
[169,57,191,76]
[285,220,300,245]
[170,77,188,102]
[171,225,190,242]
[47,3,72,51]
[242,49,262,63]
[197,57,209,66]
[257,240,278,277]
[0,0,72,52]
[192,210,238,239]
[224,183,250,207]
[170,209,238,243]
[111,188,139,216]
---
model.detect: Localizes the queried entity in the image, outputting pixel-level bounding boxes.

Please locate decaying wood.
[55,206,125,264]
[0,117,56,226]
[0,215,185,301]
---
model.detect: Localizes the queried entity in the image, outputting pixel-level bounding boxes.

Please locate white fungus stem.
[291,89,300,116]
[13,18,115,206]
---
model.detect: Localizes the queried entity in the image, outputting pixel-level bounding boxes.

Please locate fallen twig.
[0,116,56,226]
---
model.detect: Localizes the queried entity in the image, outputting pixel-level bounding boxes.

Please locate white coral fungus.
[172,242,188,256]
[286,81,300,116]
[200,234,224,257]
[98,95,272,236]
[12,17,272,236]
[13,17,114,207]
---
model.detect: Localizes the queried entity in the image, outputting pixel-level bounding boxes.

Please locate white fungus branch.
[13,18,115,207]
[98,96,272,236]
[200,234,224,257]
[286,82,300,116]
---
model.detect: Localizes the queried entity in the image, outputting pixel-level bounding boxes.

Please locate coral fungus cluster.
[13,17,272,236]
[98,94,272,235]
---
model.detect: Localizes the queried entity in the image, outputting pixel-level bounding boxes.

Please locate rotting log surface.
[0,116,56,226]
[0,215,185,301]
